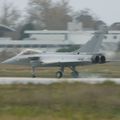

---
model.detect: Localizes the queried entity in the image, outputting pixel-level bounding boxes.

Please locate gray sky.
[5,0,120,25]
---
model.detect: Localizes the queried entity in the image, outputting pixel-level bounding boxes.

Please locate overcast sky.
[3,0,120,25]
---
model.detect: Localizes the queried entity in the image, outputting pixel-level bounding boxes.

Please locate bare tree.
[27,0,72,30]
[46,0,72,30]
[0,1,21,27]
[75,8,106,30]
[27,0,51,29]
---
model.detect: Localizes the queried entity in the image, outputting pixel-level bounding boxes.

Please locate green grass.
[0,62,120,119]
[0,62,120,77]
[0,83,120,119]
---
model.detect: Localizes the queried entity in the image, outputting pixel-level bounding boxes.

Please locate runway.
[0,77,119,84]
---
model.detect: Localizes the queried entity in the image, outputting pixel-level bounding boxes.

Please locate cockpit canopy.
[18,49,43,56]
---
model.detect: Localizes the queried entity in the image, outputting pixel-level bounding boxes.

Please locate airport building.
[0,23,120,52]
[0,24,15,40]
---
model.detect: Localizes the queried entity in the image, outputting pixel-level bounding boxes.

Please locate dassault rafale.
[2,28,111,78]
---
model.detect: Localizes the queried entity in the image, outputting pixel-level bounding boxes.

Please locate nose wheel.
[32,67,36,78]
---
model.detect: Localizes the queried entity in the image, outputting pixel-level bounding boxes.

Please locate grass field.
[0,82,120,120]
[0,62,120,119]
[0,62,120,78]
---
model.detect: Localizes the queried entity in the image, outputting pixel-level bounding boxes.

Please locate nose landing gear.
[32,67,36,78]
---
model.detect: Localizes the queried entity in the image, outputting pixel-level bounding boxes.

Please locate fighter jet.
[2,28,108,78]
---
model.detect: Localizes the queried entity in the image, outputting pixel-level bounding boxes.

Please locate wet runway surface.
[0,77,119,84]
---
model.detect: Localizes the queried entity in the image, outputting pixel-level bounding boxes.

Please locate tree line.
[0,0,120,40]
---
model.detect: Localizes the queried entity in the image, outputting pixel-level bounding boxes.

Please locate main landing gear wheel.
[32,74,36,78]
[56,71,63,78]
[71,71,79,78]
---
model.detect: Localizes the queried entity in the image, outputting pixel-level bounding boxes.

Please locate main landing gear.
[56,71,63,78]
[69,66,79,78]
[56,66,79,78]
[56,67,64,78]
[71,71,79,78]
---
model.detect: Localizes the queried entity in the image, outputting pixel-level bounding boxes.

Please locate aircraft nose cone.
[2,58,15,64]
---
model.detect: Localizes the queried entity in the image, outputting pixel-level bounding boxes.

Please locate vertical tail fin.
[75,26,108,54]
